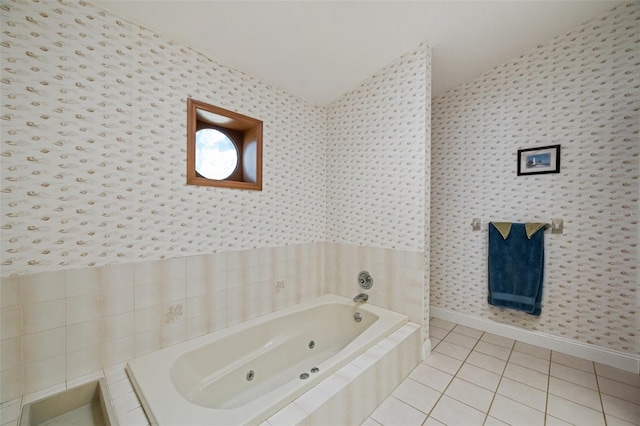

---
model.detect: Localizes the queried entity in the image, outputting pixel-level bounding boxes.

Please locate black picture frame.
[517,144,561,176]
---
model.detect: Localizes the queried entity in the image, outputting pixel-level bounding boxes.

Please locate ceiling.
[91,1,623,106]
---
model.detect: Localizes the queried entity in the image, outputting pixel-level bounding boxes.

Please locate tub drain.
[299,373,309,380]
[308,340,315,349]
[246,370,255,381]
[310,367,319,373]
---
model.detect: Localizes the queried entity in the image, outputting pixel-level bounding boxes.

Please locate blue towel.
[488,222,544,316]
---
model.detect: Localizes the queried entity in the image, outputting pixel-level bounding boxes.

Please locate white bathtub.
[127,294,408,425]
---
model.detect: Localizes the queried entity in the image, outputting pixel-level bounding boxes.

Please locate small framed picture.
[517,144,561,176]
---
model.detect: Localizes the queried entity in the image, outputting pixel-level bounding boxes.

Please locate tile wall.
[0,242,324,404]
[325,243,424,325]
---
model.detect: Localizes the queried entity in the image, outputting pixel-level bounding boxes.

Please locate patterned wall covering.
[431,3,639,354]
[1,0,327,277]
[326,44,429,252]
[325,44,431,342]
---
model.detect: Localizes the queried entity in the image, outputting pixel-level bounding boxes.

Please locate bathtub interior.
[127,294,409,426]
[170,303,378,409]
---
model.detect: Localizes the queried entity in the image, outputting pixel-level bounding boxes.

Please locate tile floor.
[3,317,638,426]
[364,318,640,426]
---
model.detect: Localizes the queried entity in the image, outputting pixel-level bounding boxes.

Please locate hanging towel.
[488,222,545,316]
[492,222,512,239]
[525,222,546,239]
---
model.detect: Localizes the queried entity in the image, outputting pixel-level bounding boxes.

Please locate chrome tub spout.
[353,293,368,303]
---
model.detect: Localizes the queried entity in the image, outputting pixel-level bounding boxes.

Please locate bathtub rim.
[127,293,408,426]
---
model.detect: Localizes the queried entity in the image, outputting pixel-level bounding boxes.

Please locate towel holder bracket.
[471,218,563,234]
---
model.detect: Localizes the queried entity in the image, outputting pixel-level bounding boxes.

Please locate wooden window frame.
[187,98,262,190]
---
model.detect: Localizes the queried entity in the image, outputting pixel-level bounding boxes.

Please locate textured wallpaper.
[1,0,326,276]
[326,44,430,252]
[431,3,639,354]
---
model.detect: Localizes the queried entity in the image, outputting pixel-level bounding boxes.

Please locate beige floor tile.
[430,395,486,426]
[434,341,472,361]
[430,326,450,340]
[551,352,595,373]
[595,364,640,388]
[444,377,494,413]
[452,325,483,339]
[443,332,479,349]
[465,351,507,375]
[548,377,602,410]
[600,394,640,424]
[474,341,511,361]
[503,363,549,392]
[597,376,640,405]
[370,396,427,426]
[546,415,573,426]
[409,363,453,393]
[391,378,441,414]
[431,338,441,349]
[605,413,638,426]
[489,395,544,426]
[430,318,456,331]
[497,377,547,412]
[456,363,501,392]
[550,363,598,390]
[360,417,381,426]
[508,350,550,374]
[480,333,514,349]
[423,417,446,426]
[547,394,605,426]
[424,352,463,376]
[484,416,509,426]
[513,341,551,360]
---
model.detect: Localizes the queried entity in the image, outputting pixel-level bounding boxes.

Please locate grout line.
[593,361,609,426]
[544,350,553,426]
[422,325,486,425]
[482,337,514,425]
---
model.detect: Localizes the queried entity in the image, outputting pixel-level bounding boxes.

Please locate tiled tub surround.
[127,295,410,425]
[0,243,324,405]
[0,243,426,409]
[0,322,421,426]
[325,243,425,326]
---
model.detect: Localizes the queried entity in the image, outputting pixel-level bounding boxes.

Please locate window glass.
[195,128,238,180]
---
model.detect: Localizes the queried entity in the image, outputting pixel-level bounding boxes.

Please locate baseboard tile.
[430,307,640,374]
[422,339,432,361]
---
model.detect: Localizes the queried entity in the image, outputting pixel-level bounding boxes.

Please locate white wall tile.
[0,307,21,340]
[102,335,134,367]
[22,355,65,394]
[22,300,64,334]
[103,312,134,342]
[20,271,65,304]
[22,327,65,365]
[66,319,102,352]
[0,277,20,309]
[134,282,162,310]
[66,267,102,297]
[0,367,21,404]
[66,293,102,325]
[102,264,135,291]
[0,338,21,372]
[134,328,161,357]
[102,287,134,316]
[66,345,101,381]
[134,305,161,334]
